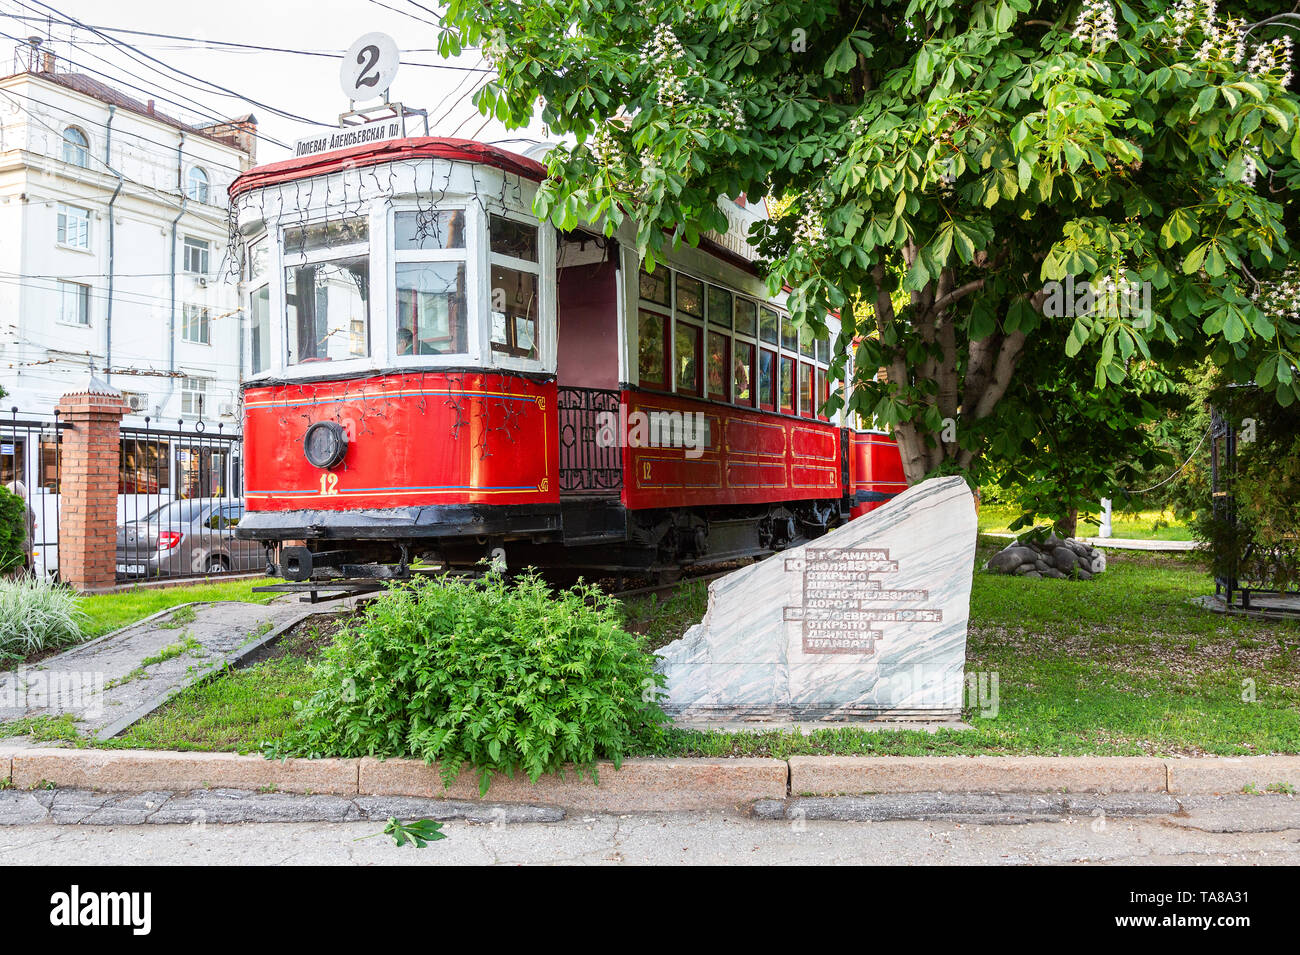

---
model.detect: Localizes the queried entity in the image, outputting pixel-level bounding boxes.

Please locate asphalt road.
[1,795,1296,865]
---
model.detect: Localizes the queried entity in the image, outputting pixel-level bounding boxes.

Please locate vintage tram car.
[229,137,905,582]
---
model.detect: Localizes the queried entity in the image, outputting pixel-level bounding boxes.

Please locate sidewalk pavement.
[0,601,315,740]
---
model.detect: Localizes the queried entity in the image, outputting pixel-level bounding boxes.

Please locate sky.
[0,0,547,162]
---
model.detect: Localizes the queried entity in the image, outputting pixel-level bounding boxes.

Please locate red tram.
[229,137,905,582]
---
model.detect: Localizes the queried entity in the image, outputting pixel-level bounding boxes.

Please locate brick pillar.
[56,385,128,592]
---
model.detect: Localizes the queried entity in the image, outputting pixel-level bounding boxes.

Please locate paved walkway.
[0,793,1294,865]
[0,600,313,740]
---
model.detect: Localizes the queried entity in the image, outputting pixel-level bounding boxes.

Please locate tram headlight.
[303,421,348,469]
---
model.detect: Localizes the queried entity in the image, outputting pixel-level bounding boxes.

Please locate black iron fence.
[2,408,66,576]
[116,418,252,582]
[1210,406,1300,611]
[1,408,249,583]
[557,386,623,494]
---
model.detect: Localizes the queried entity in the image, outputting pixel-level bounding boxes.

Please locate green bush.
[0,485,27,574]
[0,576,85,663]
[271,571,668,793]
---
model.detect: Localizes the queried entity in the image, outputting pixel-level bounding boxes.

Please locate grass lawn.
[977,505,1194,542]
[77,578,283,640]
[68,542,1300,760]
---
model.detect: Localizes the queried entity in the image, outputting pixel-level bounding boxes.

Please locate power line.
[0,11,489,68]
[0,16,291,153]
[22,0,336,127]
[366,0,439,28]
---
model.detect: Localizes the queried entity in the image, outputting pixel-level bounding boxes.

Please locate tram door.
[556,231,622,503]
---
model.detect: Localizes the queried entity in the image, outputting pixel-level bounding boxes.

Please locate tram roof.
[228,134,764,276]
[228,136,547,202]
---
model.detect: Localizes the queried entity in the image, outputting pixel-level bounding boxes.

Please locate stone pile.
[985,534,1106,580]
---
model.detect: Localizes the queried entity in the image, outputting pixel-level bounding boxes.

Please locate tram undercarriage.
[248,496,849,593]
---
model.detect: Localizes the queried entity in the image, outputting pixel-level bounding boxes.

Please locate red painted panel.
[243,372,558,512]
[622,390,843,510]
[850,431,907,517]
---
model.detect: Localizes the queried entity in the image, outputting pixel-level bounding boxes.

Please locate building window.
[182,304,210,344]
[183,236,210,274]
[57,281,90,325]
[180,377,208,418]
[186,166,209,203]
[62,127,89,167]
[56,203,90,249]
[119,437,169,494]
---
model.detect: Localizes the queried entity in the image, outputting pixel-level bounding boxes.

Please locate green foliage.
[270,571,668,794]
[0,576,85,663]
[383,817,447,848]
[0,485,28,574]
[442,0,1300,495]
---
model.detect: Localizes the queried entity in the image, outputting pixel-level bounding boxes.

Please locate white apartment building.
[0,54,256,433]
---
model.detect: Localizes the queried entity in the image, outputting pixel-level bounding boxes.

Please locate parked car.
[115,498,263,579]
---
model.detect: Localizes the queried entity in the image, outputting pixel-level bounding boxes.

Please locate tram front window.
[283,219,370,365]
[396,262,468,355]
[285,257,370,363]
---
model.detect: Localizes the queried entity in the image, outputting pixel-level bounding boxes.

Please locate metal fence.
[2,408,67,577]
[116,418,253,582]
[1,408,250,583]
[1210,406,1300,612]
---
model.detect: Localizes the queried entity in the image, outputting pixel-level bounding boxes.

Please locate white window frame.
[180,376,209,418]
[483,208,551,374]
[57,280,90,327]
[62,127,89,168]
[183,236,210,275]
[182,303,210,345]
[186,166,210,204]
[56,203,90,250]
[389,202,477,366]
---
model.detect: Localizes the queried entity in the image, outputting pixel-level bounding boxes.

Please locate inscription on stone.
[783,547,943,655]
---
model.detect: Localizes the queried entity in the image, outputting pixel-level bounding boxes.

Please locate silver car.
[116,498,263,579]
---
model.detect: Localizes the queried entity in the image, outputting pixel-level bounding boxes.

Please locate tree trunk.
[1057,508,1078,539]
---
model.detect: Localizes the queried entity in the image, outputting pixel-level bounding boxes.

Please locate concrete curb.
[3,749,1298,811]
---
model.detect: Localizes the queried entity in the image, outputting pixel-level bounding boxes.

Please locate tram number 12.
[319,473,340,496]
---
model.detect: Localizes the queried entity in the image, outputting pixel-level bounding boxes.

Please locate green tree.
[442,0,1300,498]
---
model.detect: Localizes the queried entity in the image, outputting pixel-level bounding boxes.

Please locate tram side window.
[758,349,776,410]
[488,215,541,362]
[799,361,814,418]
[397,263,468,355]
[707,329,729,401]
[638,310,667,390]
[733,340,755,406]
[779,355,795,413]
[250,285,271,375]
[490,265,538,359]
[284,220,370,364]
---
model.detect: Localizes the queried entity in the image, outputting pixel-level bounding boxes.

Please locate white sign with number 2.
[340,33,400,103]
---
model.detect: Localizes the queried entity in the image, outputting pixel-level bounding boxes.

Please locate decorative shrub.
[0,576,85,663]
[0,485,27,575]
[271,571,668,793]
